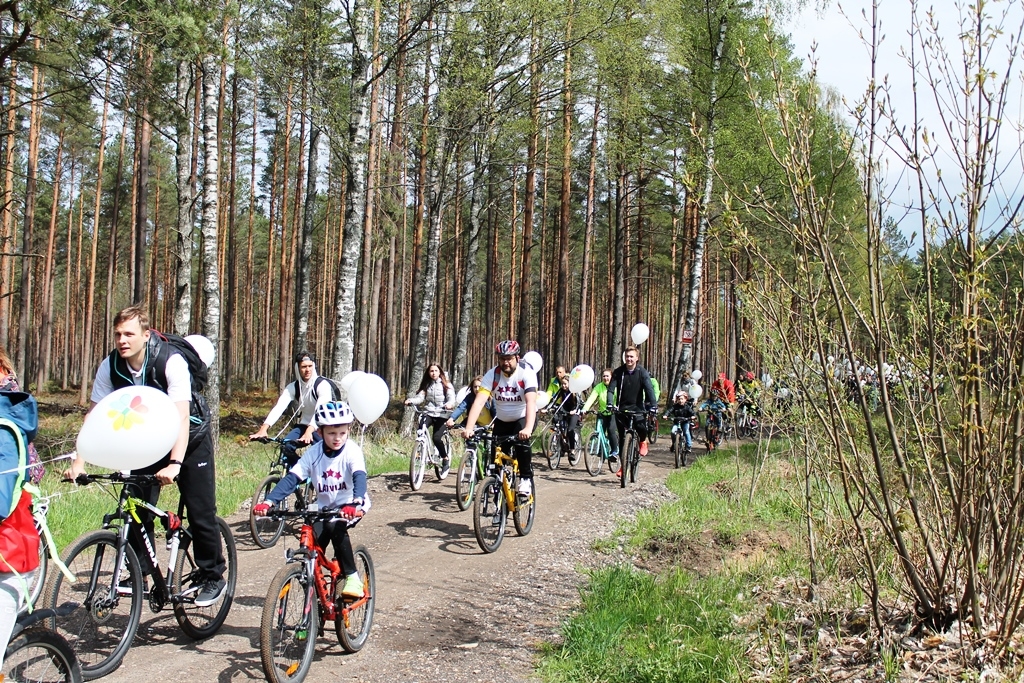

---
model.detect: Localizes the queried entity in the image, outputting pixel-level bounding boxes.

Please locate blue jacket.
[0,391,37,520]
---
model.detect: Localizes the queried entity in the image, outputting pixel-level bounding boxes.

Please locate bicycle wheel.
[250,474,285,549]
[173,517,237,639]
[649,418,659,444]
[260,563,317,683]
[629,444,640,484]
[620,433,635,489]
[409,440,428,491]
[455,448,477,511]
[673,434,683,468]
[585,433,603,476]
[335,546,375,653]
[512,477,535,536]
[4,626,83,683]
[545,431,561,470]
[473,476,506,553]
[48,530,142,680]
[22,533,47,613]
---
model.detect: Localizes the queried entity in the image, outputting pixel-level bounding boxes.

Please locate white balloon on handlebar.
[76,386,181,470]
[630,322,650,345]
[521,350,543,373]
[348,373,390,424]
[568,364,595,393]
[535,390,551,410]
[688,384,703,400]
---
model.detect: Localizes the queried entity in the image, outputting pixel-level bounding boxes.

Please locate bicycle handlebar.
[268,507,364,521]
[250,436,306,447]
[68,472,164,487]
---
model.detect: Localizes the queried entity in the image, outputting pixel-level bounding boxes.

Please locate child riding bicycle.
[253,401,370,599]
[664,391,697,453]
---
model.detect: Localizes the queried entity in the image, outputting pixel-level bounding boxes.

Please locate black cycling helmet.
[495,340,520,356]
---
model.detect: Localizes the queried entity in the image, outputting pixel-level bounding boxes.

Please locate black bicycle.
[3,602,82,682]
[544,409,582,470]
[611,407,647,489]
[50,472,237,680]
[249,436,317,548]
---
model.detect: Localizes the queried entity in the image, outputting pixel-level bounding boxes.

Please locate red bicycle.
[260,507,375,683]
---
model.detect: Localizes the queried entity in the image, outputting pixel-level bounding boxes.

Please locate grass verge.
[539,440,804,683]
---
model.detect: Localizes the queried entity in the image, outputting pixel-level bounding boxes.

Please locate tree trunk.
[406,21,431,379]
[79,68,112,405]
[578,92,599,361]
[332,0,375,378]
[555,11,573,365]
[294,117,319,353]
[134,48,154,304]
[17,47,41,381]
[516,22,541,347]
[0,57,17,350]
[36,128,63,392]
[174,60,194,334]
[674,14,726,389]
[200,55,221,440]
[224,69,240,395]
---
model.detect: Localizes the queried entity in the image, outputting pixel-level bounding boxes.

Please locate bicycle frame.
[591,418,611,458]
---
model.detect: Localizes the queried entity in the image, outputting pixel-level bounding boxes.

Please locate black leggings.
[615,410,649,452]
[493,417,533,479]
[130,434,226,581]
[428,416,450,460]
[314,518,360,576]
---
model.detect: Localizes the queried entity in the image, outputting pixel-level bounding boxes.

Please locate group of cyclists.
[7,308,764,682]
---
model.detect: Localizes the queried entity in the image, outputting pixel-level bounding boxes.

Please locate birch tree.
[200,54,221,439]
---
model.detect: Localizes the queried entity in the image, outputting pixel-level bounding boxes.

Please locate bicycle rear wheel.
[512,478,535,536]
[4,626,83,683]
[250,475,285,549]
[649,418,659,444]
[673,434,683,468]
[261,563,317,683]
[473,476,506,553]
[22,532,47,613]
[545,430,561,470]
[585,433,603,476]
[409,440,428,491]
[620,433,635,489]
[48,530,142,681]
[173,517,237,639]
[335,546,375,653]
[455,448,477,511]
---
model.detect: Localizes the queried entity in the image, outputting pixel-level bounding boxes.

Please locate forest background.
[5,0,1024,668]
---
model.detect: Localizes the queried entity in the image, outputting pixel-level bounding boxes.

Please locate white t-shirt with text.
[480,364,538,422]
[288,439,372,511]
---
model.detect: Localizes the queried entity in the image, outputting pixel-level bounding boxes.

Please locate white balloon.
[688,384,703,400]
[339,370,367,396]
[690,369,703,381]
[349,373,390,424]
[77,386,181,470]
[455,385,470,405]
[630,322,650,345]
[184,334,215,368]
[568,364,595,393]
[521,351,543,373]
[536,390,551,410]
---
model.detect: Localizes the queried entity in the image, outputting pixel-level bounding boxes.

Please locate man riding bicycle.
[462,340,539,496]
[607,346,657,456]
[249,351,334,466]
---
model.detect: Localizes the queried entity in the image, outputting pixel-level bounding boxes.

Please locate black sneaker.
[439,457,451,480]
[194,578,226,607]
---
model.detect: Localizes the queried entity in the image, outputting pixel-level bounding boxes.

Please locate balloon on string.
[339,371,367,398]
[688,384,703,400]
[690,369,703,381]
[77,386,181,471]
[630,323,650,345]
[568,365,595,393]
[184,335,215,368]
[455,385,470,405]
[349,373,390,424]
[536,390,551,410]
[521,351,543,373]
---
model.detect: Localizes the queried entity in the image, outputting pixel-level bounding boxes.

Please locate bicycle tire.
[455,448,477,511]
[435,432,453,481]
[620,433,635,489]
[585,432,603,476]
[545,430,561,470]
[22,532,48,613]
[4,625,83,683]
[629,444,640,484]
[512,477,535,536]
[173,516,237,639]
[473,476,506,553]
[649,417,659,444]
[48,530,142,681]
[673,434,683,468]
[335,545,375,652]
[260,563,317,683]
[409,440,427,491]
[250,474,285,549]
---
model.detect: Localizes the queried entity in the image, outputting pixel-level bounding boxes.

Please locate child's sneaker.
[340,573,364,599]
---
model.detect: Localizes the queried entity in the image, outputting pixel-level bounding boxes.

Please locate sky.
[782,1,1024,244]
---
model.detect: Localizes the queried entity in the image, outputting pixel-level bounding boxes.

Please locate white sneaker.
[517,479,532,496]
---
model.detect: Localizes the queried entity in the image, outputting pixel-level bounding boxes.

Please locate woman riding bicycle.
[253,401,370,599]
[550,376,582,453]
[447,376,494,430]
[405,364,457,476]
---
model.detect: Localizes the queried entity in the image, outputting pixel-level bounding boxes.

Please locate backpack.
[292,376,342,405]
[0,391,40,574]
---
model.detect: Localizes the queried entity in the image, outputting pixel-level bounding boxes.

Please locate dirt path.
[98,441,682,683]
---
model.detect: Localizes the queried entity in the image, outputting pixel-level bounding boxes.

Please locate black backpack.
[291,376,342,405]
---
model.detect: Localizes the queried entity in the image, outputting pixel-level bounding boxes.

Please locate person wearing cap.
[463,340,539,496]
[253,401,370,598]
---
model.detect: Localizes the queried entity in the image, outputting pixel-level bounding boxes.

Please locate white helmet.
[315,401,354,426]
